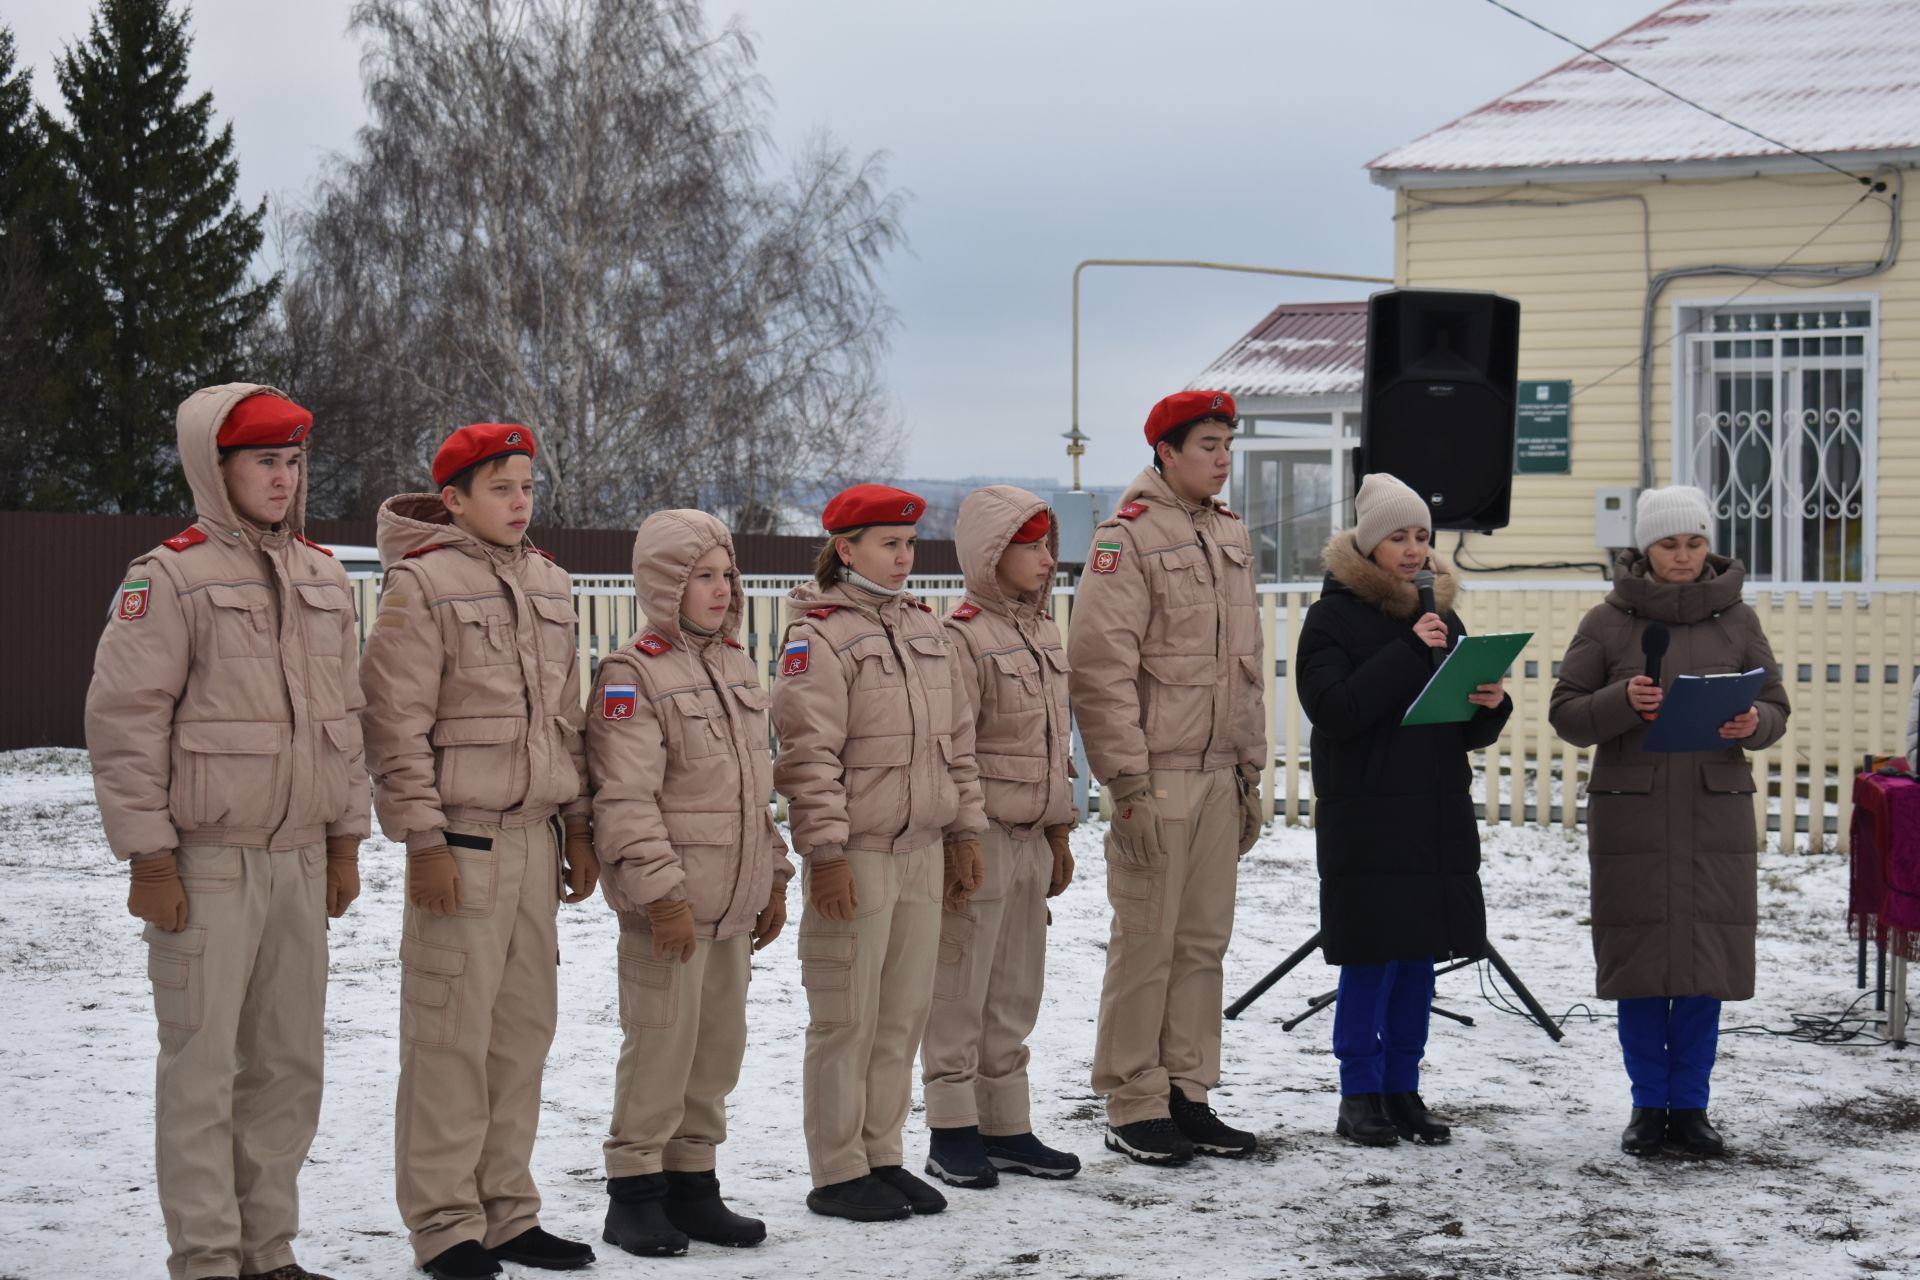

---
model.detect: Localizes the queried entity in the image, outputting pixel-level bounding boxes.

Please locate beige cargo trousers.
[395,818,561,1265]
[1092,768,1240,1125]
[147,843,329,1280]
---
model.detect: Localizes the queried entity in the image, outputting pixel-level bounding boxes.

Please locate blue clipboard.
[1642,669,1767,753]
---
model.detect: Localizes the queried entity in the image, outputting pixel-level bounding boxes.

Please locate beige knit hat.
[1353,471,1432,555]
[1634,485,1713,552]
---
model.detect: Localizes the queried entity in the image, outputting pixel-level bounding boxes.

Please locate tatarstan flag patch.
[116,579,151,621]
[1090,542,1122,574]
[602,683,637,721]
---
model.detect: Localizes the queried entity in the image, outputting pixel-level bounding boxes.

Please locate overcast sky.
[13,0,1656,489]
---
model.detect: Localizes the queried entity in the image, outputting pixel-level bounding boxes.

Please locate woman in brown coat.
[1549,486,1789,1159]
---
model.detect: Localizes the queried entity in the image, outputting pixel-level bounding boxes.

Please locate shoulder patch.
[403,544,452,560]
[951,601,981,620]
[115,578,152,621]
[162,527,207,553]
[530,547,558,564]
[602,682,638,721]
[636,632,672,656]
[781,637,810,677]
[913,599,933,613]
[1115,502,1148,520]
[723,635,745,649]
[806,605,842,620]
[1091,541,1123,574]
[1216,504,1241,521]
[295,533,335,556]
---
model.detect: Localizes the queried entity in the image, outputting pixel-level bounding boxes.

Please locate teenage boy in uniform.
[359,424,600,1279]
[1067,390,1269,1165]
[87,384,369,1280]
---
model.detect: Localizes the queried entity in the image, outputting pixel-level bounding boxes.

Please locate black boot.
[869,1164,947,1214]
[664,1169,766,1247]
[421,1240,500,1280]
[1666,1109,1726,1157]
[1168,1086,1258,1156]
[1334,1094,1400,1147]
[983,1130,1081,1180]
[1104,1116,1194,1165]
[603,1173,690,1256]
[1620,1107,1666,1157]
[490,1226,594,1271]
[805,1173,913,1222]
[243,1267,338,1280]
[1382,1092,1452,1145]
[925,1125,999,1189]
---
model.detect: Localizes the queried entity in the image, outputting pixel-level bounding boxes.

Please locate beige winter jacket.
[359,495,588,850]
[945,486,1077,836]
[587,511,793,941]
[86,382,371,857]
[771,578,987,861]
[1066,466,1267,782]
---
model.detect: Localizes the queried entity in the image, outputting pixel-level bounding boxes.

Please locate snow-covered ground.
[0,747,1914,1280]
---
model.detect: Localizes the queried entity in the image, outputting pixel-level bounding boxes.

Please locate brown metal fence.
[0,510,958,749]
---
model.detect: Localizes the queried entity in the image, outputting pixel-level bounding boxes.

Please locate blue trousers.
[1332,961,1434,1095]
[1616,996,1721,1109]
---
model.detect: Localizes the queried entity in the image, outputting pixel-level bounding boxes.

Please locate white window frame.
[1668,291,1880,584]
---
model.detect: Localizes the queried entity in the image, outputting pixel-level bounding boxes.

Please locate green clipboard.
[1401,631,1533,726]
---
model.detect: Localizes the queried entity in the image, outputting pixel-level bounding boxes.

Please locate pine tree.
[0,25,53,508]
[40,0,277,513]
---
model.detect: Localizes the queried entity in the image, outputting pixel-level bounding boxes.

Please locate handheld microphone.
[1639,623,1670,721]
[1413,569,1443,669]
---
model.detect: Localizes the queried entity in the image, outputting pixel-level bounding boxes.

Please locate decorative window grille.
[1677,303,1875,582]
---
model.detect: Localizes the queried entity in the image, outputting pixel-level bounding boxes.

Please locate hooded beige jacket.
[587,511,792,940]
[772,577,987,860]
[945,486,1076,835]
[1066,466,1266,782]
[359,494,588,849]
[86,383,371,857]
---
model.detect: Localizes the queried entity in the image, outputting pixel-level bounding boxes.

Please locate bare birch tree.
[282,0,904,526]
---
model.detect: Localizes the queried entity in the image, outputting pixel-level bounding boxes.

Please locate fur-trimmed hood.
[1321,530,1459,619]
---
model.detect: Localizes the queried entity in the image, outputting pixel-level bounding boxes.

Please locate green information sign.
[1515,379,1571,474]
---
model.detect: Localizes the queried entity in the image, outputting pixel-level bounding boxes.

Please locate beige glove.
[646,897,697,963]
[562,819,599,902]
[1106,775,1162,867]
[407,844,461,916]
[1235,763,1264,857]
[325,835,361,918]
[807,856,858,922]
[752,889,787,952]
[1044,823,1075,897]
[128,853,188,932]
[942,836,984,913]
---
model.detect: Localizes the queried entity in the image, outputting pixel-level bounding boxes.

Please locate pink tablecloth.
[1850,772,1920,962]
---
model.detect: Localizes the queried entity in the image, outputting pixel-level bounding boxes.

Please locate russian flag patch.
[781,639,810,677]
[602,683,637,721]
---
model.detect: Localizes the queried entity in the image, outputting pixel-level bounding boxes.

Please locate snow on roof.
[1191,301,1367,400]
[1369,0,1920,180]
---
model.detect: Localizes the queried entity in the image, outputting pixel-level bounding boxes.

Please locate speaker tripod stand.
[1224,930,1565,1043]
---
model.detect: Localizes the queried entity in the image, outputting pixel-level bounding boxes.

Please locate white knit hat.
[1353,471,1432,555]
[1634,485,1714,552]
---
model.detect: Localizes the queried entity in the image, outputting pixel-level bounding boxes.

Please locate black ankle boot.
[1382,1092,1452,1145]
[1620,1107,1666,1157]
[489,1226,593,1271]
[1666,1108,1726,1157]
[422,1240,500,1279]
[925,1125,999,1188]
[603,1173,690,1256]
[1334,1094,1400,1147]
[664,1169,766,1247]
[1168,1086,1258,1156]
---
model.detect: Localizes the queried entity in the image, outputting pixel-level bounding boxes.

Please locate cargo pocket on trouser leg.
[617,930,678,1029]
[932,910,974,1002]
[399,934,466,1049]
[797,932,856,1028]
[1105,856,1164,936]
[146,925,208,1038]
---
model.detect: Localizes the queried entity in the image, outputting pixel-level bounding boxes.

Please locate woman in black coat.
[1295,472,1512,1147]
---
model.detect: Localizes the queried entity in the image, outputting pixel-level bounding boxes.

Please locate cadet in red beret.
[215,392,312,450]
[821,483,927,534]
[432,422,538,490]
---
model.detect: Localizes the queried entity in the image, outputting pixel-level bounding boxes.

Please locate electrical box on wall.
[1594,487,1638,549]
[1051,490,1103,565]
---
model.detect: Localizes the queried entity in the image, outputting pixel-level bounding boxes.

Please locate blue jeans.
[1332,961,1435,1095]
[1616,996,1721,1109]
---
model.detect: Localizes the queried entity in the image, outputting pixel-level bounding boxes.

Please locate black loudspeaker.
[1359,288,1520,531]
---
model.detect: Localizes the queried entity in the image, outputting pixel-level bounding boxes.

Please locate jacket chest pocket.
[906,633,953,730]
[990,649,1044,712]
[728,681,773,782]
[847,634,904,692]
[668,690,728,759]
[450,598,515,668]
[1151,544,1212,609]
[296,582,347,656]
[529,593,577,671]
[205,583,275,659]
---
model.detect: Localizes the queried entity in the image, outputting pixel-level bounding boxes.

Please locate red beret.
[822,484,926,533]
[218,394,312,449]
[1144,389,1236,448]
[1009,510,1051,544]
[433,423,537,488]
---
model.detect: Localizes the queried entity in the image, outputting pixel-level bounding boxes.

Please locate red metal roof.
[1191,300,1367,400]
